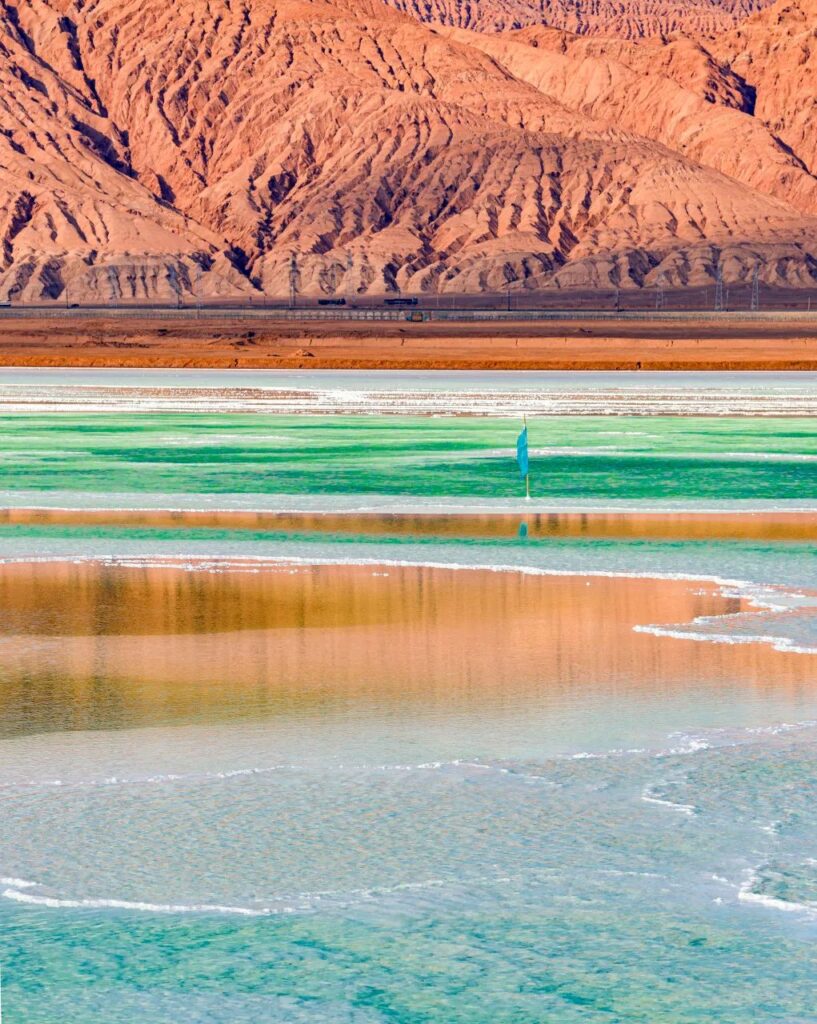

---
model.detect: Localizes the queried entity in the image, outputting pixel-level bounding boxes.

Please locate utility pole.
[167,265,182,308]
[714,264,724,313]
[108,266,118,308]
[750,261,760,312]
[195,263,203,318]
[655,273,665,311]
[346,252,354,303]
[289,252,298,309]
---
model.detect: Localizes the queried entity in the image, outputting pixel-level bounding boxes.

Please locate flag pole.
[524,414,531,500]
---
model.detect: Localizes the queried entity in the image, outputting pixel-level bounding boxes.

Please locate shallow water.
[0,542,816,1023]
[1,371,816,1023]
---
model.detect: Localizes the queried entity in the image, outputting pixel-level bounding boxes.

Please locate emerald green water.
[1,414,816,502]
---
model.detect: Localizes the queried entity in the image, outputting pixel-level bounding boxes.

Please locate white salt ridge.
[738,867,817,918]
[15,731,787,797]
[641,786,697,816]
[1,758,557,792]
[747,720,817,735]
[659,737,712,756]
[566,748,647,760]
[3,377,817,416]
[634,624,817,656]
[0,765,290,791]
[1,873,512,918]
[2,888,279,917]
[634,581,817,655]
[4,490,817,514]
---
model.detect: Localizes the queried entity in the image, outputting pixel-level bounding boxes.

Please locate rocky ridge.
[384,0,774,39]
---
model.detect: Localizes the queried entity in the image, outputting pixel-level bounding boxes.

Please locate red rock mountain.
[715,0,817,178]
[384,0,773,38]
[0,0,815,300]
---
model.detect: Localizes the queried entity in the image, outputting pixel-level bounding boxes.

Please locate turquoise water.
[1,372,817,1023]
[0,528,816,1022]
[2,602,817,1023]
[1,413,817,503]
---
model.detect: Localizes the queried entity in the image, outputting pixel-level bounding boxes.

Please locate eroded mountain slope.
[0,0,815,298]
[383,0,774,38]
[715,0,817,177]
[0,0,249,301]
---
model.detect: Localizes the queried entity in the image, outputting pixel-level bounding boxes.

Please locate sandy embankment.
[3,316,817,369]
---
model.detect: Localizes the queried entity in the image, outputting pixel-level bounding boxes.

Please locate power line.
[107,266,118,308]
[714,263,724,312]
[167,264,181,308]
[750,261,760,312]
[289,252,299,309]
[655,273,666,311]
[195,263,203,317]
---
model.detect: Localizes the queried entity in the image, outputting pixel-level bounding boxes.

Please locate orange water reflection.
[0,560,813,736]
[3,507,817,541]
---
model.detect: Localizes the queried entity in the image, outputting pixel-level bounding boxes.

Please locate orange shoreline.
[3,316,817,369]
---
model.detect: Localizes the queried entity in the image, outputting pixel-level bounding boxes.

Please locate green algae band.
[1,413,817,503]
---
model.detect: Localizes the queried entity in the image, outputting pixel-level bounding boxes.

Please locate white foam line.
[737,890,816,915]
[1,888,278,916]
[0,765,290,791]
[451,761,558,784]
[0,552,760,590]
[2,762,455,790]
[1,551,799,610]
[0,872,512,918]
[738,868,817,918]
[657,737,712,757]
[3,759,557,792]
[641,786,697,817]
[0,552,786,596]
[746,720,817,736]
[634,625,817,656]
[566,748,647,760]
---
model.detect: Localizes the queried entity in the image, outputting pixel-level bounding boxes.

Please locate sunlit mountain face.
[1,0,816,303]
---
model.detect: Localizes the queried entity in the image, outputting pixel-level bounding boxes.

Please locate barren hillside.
[383,0,774,38]
[0,0,815,300]
[715,0,817,176]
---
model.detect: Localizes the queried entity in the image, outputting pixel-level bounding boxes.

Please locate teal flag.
[516,426,529,479]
